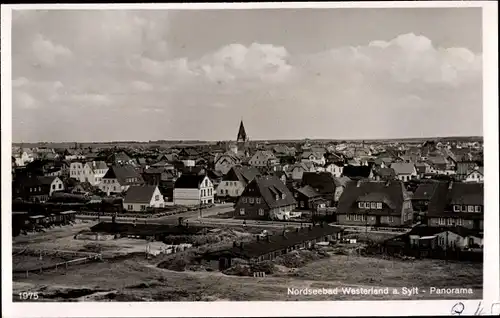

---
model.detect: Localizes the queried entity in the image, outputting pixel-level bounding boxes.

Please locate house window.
[467,206,474,213]
[258,208,264,216]
[461,205,467,212]
[128,205,133,210]
[370,202,376,209]
[225,189,228,195]
[38,187,41,191]
[58,184,62,189]
[300,201,305,208]
[388,216,394,223]
[220,189,224,194]
[30,188,32,193]
[438,218,446,225]
[475,206,481,212]
[243,198,247,203]
[275,195,279,201]
[376,202,382,209]
[52,185,55,190]
[249,197,255,204]
[358,202,364,209]
[453,205,460,212]
[282,194,286,199]
[239,208,245,215]
[155,195,160,201]
[448,218,454,225]
[141,205,146,211]
[456,219,464,226]
[256,198,261,204]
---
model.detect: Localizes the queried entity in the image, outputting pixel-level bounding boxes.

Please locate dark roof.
[412,181,443,200]
[244,176,296,208]
[342,165,372,179]
[103,165,143,185]
[124,185,158,204]
[218,225,343,259]
[301,172,337,195]
[37,176,58,185]
[337,180,406,215]
[427,181,484,217]
[174,174,208,189]
[223,165,261,183]
[296,185,321,198]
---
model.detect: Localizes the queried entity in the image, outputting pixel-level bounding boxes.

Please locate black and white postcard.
[1,1,498,317]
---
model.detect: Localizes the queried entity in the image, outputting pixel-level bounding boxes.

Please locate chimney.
[448,181,453,190]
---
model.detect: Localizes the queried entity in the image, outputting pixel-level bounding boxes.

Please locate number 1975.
[18,292,39,300]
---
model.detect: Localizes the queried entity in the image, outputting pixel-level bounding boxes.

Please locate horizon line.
[11,135,484,145]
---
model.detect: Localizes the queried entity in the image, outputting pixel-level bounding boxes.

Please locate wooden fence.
[13,248,103,277]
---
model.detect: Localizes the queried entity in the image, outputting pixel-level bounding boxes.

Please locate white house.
[249,150,278,168]
[92,161,109,185]
[40,176,65,196]
[123,185,165,212]
[465,167,484,183]
[216,165,261,200]
[173,174,214,206]
[324,162,344,178]
[390,162,418,182]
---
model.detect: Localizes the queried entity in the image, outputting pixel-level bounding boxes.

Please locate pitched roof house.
[390,162,418,182]
[99,165,144,195]
[336,180,413,227]
[123,185,165,211]
[426,181,483,231]
[234,176,297,220]
[464,167,484,183]
[216,165,261,199]
[173,174,214,206]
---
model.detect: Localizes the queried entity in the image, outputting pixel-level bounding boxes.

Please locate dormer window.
[376,202,382,209]
[249,197,254,204]
[467,206,474,212]
[453,205,460,212]
[461,205,467,212]
[475,206,481,212]
[370,202,376,209]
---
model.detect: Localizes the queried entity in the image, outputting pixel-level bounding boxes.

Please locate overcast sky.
[11,8,483,142]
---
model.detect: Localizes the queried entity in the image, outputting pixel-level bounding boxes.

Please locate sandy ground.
[11,221,483,302]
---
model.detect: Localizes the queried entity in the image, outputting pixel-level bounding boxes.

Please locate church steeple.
[237,119,248,143]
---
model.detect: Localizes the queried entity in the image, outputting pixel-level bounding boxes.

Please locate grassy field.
[12,221,483,302]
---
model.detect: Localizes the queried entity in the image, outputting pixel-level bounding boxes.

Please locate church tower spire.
[237,119,247,143]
